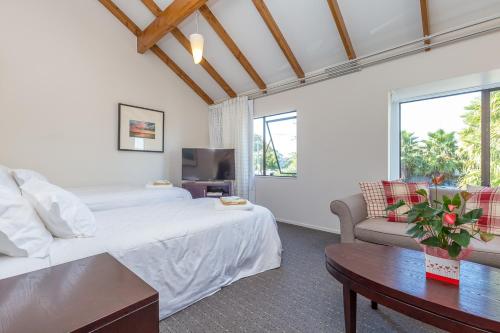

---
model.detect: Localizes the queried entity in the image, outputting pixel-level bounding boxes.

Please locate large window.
[399,89,499,187]
[253,111,297,177]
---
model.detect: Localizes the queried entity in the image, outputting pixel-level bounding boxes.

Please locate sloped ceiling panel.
[429,0,500,32]
[265,0,346,73]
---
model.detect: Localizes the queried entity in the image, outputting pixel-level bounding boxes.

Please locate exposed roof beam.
[141,1,236,98]
[252,0,304,79]
[419,0,431,50]
[137,0,207,53]
[326,0,356,60]
[99,0,214,104]
[198,4,267,91]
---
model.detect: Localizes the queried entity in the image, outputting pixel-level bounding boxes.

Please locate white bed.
[68,185,192,211]
[0,198,282,319]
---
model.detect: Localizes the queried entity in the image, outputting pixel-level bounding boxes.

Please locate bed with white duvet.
[0,198,282,319]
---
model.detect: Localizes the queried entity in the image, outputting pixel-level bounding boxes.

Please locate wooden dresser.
[0,253,159,333]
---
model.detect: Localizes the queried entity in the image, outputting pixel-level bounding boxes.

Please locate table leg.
[343,285,357,333]
[371,301,378,310]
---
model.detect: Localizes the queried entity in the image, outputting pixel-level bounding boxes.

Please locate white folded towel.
[215,199,254,211]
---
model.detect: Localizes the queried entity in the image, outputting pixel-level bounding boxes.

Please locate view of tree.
[401,91,500,187]
[253,133,296,176]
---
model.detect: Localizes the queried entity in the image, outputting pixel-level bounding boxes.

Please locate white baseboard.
[276,218,340,234]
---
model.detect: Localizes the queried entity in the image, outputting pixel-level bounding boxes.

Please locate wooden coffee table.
[325,243,500,333]
[0,253,159,333]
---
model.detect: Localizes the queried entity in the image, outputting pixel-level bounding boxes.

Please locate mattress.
[68,185,192,211]
[0,199,282,319]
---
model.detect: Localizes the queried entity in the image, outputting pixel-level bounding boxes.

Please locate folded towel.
[215,199,254,211]
[145,183,173,189]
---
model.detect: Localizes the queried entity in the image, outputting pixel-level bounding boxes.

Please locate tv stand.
[182,180,233,199]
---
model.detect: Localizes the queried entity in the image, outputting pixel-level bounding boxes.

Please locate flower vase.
[424,247,460,285]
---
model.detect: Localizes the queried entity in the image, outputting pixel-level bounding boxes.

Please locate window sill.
[255,175,297,179]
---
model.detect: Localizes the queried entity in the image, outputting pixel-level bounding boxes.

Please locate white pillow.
[11,169,48,187]
[0,187,53,257]
[21,179,96,238]
[0,165,21,194]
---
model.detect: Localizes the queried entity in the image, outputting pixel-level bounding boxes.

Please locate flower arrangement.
[387,175,495,259]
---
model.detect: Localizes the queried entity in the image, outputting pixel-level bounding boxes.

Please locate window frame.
[254,111,297,178]
[397,88,498,187]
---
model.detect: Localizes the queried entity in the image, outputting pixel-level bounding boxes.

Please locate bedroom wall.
[253,31,500,234]
[0,1,209,187]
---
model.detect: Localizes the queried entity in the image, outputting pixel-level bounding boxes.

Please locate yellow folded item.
[220,196,247,206]
[153,180,172,186]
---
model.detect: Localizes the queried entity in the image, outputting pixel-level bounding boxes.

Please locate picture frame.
[118,103,165,153]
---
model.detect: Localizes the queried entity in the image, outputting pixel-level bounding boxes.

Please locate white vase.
[424,252,460,285]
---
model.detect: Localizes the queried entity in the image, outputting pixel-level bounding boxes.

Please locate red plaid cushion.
[466,187,500,236]
[359,182,387,218]
[382,181,429,222]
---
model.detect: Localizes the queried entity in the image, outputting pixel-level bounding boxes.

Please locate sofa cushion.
[359,181,387,218]
[354,218,420,250]
[382,181,428,222]
[355,218,500,268]
[466,187,500,236]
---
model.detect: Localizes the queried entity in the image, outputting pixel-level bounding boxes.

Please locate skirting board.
[277,218,340,234]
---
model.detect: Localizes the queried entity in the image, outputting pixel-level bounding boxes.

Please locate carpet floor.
[160,222,441,333]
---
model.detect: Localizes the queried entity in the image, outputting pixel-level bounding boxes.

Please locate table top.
[325,243,500,331]
[0,253,158,333]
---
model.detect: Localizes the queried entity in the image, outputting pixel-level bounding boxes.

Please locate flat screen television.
[182,148,235,181]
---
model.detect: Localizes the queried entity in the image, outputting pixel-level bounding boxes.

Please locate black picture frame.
[118,103,165,153]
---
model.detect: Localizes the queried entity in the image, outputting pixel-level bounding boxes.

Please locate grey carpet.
[160,222,441,333]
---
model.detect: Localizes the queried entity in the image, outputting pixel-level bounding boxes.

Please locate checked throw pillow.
[382,181,429,222]
[466,187,500,236]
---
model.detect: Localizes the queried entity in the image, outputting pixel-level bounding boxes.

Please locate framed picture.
[118,103,164,152]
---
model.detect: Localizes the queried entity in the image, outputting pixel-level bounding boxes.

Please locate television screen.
[182,148,235,181]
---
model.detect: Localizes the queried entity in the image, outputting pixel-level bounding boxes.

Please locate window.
[253,111,297,177]
[399,89,499,187]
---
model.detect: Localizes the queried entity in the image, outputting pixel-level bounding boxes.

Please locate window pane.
[267,117,297,175]
[491,90,500,186]
[253,118,264,175]
[400,92,481,187]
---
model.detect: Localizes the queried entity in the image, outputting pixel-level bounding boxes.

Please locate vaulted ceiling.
[101,0,500,104]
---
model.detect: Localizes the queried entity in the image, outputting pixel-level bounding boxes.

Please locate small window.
[253,111,297,177]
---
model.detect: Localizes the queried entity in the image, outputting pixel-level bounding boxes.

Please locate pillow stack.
[359,180,429,222]
[0,166,96,259]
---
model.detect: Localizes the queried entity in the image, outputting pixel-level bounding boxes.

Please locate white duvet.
[68,185,192,211]
[0,199,282,319]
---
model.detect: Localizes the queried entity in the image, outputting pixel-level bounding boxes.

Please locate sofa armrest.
[330,193,367,243]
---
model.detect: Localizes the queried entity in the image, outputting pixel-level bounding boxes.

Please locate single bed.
[0,198,282,319]
[68,185,192,211]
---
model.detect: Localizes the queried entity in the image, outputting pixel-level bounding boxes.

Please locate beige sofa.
[330,187,500,268]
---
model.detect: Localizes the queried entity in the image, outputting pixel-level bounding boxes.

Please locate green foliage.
[253,134,297,176]
[401,91,500,187]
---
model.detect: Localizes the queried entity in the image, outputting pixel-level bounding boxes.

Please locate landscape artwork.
[129,120,156,139]
[118,103,164,152]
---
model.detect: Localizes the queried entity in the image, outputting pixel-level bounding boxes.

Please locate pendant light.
[189,12,204,64]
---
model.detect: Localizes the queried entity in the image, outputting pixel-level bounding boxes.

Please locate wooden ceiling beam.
[99,0,214,104]
[137,0,207,54]
[141,0,236,98]
[252,0,304,79]
[419,0,431,50]
[326,0,356,60]
[199,4,267,91]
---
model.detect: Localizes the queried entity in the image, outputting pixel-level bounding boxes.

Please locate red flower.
[443,213,456,225]
[448,204,457,212]
[432,174,445,185]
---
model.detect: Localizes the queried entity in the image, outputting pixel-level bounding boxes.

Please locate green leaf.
[462,208,483,220]
[386,200,405,211]
[442,195,452,207]
[420,236,441,247]
[447,242,461,259]
[429,219,443,234]
[406,209,420,224]
[416,189,428,198]
[479,231,495,242]
[450,229,471,247]
[451,193,461,207]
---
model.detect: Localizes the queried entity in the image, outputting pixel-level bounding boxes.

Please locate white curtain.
[208,96,254,200]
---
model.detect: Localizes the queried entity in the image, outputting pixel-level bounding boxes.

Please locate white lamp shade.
[189,33,204,64]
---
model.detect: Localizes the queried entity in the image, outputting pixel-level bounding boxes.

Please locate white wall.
[254,31,500,234]
[0,0,209,187]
